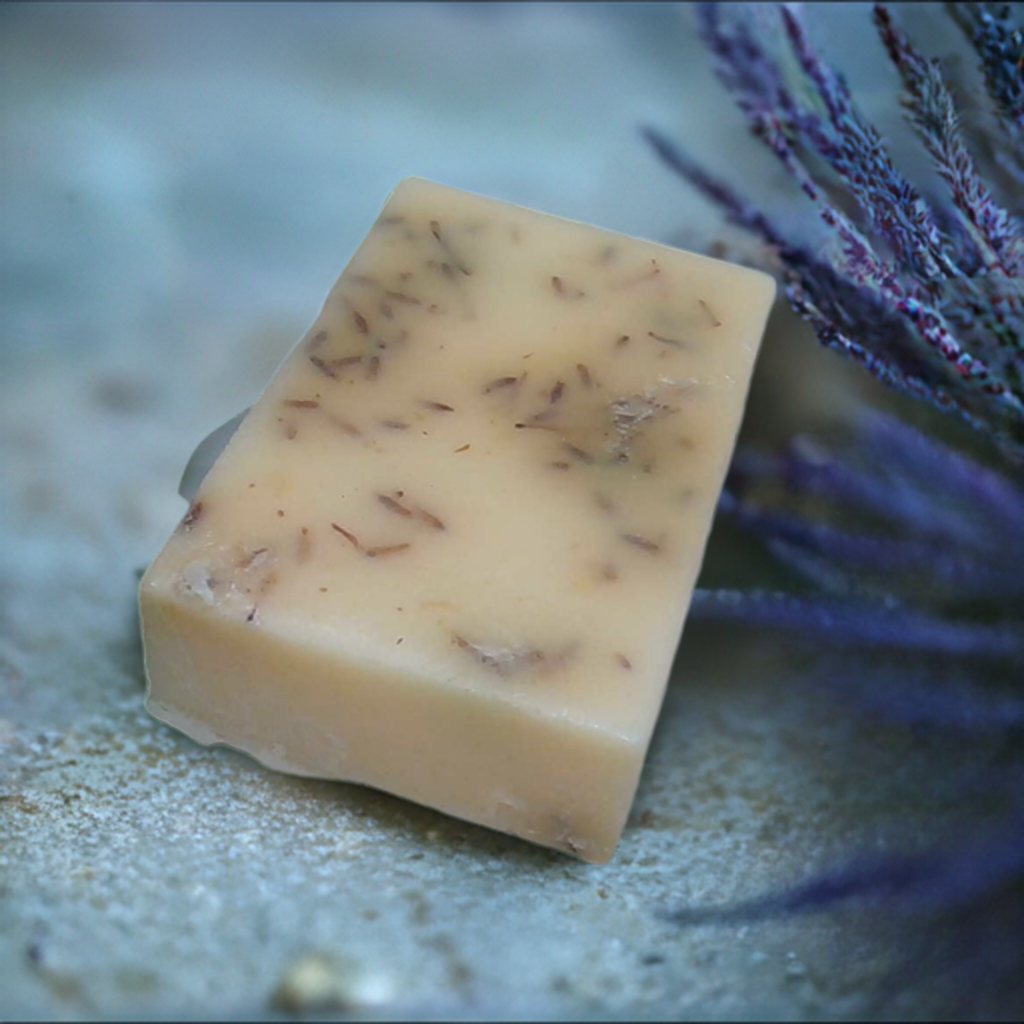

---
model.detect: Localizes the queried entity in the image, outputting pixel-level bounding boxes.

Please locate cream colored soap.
[140,177,775,863]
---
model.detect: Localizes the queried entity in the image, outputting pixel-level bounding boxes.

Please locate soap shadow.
[339,783,575,872]
[213,742,581,877]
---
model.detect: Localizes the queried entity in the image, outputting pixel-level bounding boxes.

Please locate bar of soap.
[139,178,775,863]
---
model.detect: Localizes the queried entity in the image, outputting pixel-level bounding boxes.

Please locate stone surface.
[1,3,1006,1020]
[0,624,984,1020]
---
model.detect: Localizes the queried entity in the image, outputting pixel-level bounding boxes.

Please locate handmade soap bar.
[139,177,775,863]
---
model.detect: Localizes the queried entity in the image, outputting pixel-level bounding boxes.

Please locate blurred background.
[1,3,996,1020]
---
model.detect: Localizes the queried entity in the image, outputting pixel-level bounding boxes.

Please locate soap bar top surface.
[143,178,773,831]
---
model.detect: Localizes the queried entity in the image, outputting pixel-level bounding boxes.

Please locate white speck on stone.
[270,953,393,1014]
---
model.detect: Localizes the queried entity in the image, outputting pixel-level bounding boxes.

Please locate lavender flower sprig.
[644,2,1024,996]
[875,5,1022,275]
[947,1,1024,182]
[645,2,1024,460]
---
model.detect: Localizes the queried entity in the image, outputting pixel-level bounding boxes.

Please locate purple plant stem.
[690,589,1023,659]
[718,490,1024,598]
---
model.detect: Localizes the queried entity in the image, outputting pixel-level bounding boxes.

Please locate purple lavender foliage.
[947,1,1024,183]
[645,2,1024,460]
[644,2,1024,979]
[714,410,1024,605]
